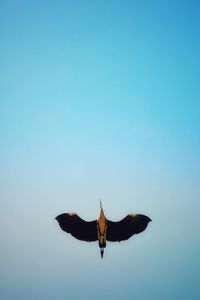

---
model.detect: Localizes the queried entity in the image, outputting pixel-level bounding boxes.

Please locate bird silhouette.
[55,201,152,258]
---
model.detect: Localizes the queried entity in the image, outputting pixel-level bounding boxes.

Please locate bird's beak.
[100,200,102,209]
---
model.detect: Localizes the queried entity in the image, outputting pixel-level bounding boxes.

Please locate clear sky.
[1,1,200,299]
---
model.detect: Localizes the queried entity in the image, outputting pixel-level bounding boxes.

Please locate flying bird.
[55,201,151,258]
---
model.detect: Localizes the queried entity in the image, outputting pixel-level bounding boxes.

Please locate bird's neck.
[99,208,105,219]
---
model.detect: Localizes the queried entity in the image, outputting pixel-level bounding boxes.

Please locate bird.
[55,201,152,259]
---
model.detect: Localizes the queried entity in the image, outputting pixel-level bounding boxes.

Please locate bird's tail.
[100,248,104,259]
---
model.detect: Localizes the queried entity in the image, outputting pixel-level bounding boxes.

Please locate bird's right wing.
[55,213,98,242]
[107,214,151,242]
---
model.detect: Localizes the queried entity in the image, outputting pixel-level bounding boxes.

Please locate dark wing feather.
[55,213,98,242]
[107,214,151,242]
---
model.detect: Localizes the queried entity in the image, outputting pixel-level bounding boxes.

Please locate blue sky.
[1,1,200,299]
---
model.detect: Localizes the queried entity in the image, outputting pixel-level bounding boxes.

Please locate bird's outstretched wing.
[106,214,151,242]
[55,213,98,242]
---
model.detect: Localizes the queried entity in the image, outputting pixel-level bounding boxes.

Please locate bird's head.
[99,200,105,218]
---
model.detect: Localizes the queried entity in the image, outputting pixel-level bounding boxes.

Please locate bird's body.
[55,201,151,258]
[97,201,107,257]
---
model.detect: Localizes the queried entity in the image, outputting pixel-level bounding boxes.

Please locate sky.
[0,0,200,299]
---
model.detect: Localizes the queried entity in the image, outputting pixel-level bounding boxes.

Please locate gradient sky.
[1,1,200,299]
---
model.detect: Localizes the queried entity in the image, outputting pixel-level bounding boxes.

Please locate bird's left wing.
[107,214,151,242]
[55,213,98,242]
